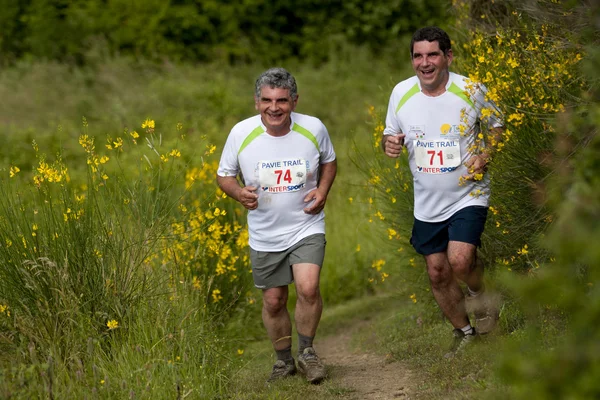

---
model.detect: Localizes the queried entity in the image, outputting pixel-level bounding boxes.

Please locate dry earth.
[317,321,414,400]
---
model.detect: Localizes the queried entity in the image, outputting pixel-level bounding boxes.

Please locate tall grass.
[0,119,254,397]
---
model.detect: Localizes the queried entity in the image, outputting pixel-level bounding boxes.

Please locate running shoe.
[266,359,297,383]
[297,347,326,384]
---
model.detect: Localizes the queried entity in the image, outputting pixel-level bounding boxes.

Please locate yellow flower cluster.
[106,319,119,330]
[33,159,69,187]
[151,158,252,305]
[458,20,583,159]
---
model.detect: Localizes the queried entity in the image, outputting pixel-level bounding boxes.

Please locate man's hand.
[303,188,326,214]
[383,134,405,158]
[216,175,259,210]
[239,186,259,210]
[462,154,489,181]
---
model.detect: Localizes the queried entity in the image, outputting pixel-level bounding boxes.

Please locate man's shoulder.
[447,72,489,106]
[230,115,263,135]
[291,112,327,132]
[392,76,420,95]
[448,72,470,89]
[292,112,323,124]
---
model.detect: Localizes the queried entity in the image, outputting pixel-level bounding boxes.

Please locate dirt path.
[318,321,413,400]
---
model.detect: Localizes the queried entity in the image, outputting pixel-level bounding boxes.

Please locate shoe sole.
[298,365,326,384]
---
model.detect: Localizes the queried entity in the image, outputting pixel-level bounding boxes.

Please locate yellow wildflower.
[106,320,119,330]
[212,289,223,303]
[518,244,529,255]
[142,119,155,130]
[205,144,217,156]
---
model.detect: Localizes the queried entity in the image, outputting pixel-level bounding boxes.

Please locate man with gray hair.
[217,67,337,383]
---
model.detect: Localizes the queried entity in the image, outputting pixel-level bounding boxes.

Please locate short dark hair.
[410,26,452,58]
[254,67,298,100]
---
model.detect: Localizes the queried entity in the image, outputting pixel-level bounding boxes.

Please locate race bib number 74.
[414,139,461,174]
[258,158,308,193]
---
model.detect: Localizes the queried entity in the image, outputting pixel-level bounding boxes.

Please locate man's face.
[255,86,298,135]
[411,40,453,95]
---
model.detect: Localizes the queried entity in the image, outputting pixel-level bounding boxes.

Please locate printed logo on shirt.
[408,125,426,139]
[440,123,461,136]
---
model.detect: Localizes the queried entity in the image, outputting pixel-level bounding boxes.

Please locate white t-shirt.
[217,112,336,251]
[383,72,503,222]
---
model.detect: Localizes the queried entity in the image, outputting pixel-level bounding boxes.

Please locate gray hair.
[254,67,298,100]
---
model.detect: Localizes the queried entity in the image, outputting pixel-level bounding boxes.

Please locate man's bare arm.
[216,175,259,210]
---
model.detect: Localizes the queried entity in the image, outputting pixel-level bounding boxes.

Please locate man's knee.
[448,252,475,277]
[426,261,453,288]
[263,291,287,314]
[296,284,320,304]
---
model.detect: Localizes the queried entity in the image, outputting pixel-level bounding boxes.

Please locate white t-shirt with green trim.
[383,72,503,223]
[218,112,336,251]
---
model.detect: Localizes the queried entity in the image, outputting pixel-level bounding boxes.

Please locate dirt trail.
[317,321,413,400]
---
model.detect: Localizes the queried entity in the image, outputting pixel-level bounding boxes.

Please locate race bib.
[414,139,461,174]
[258,158,307,193]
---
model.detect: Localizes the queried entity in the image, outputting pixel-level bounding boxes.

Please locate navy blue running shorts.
[410,206,488,256]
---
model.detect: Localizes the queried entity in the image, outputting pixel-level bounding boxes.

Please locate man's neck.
[264,119,292,137]
[421,72,450,97]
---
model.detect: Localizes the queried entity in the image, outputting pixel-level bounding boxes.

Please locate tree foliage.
[0,0,449,65]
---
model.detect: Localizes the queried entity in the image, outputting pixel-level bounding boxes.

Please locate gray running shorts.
[250,233,326,289]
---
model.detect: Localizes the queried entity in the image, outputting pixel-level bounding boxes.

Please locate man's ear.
[446,49,454,66]
[254,96,259,110]
[292,95,299,110]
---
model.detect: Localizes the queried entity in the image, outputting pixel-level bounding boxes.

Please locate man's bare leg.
[447,241,483,291]
[425,252,470,328]
[448,240,499,334]
[292,263,322,338]
[292,262,326,383]
[262,286,292,350]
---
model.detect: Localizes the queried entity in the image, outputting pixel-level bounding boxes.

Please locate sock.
[468,284,485,297]
[298,333,314,354]
[461,324,475,336]
[276,345,293,363]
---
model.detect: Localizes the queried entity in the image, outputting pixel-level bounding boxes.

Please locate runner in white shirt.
[382,27,503,357]
[217,68,336,383]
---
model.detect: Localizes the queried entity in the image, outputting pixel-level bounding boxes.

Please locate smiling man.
[217,68,337,383]
[381,27,503,357]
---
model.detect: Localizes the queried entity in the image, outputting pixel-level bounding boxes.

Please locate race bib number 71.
[414,139,461,174]
[258,159,307,193]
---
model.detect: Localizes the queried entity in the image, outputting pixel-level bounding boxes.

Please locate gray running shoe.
[297,347,326,384]
[444,328,479,358]
[466,291,500,334]
[266,359,297,383]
